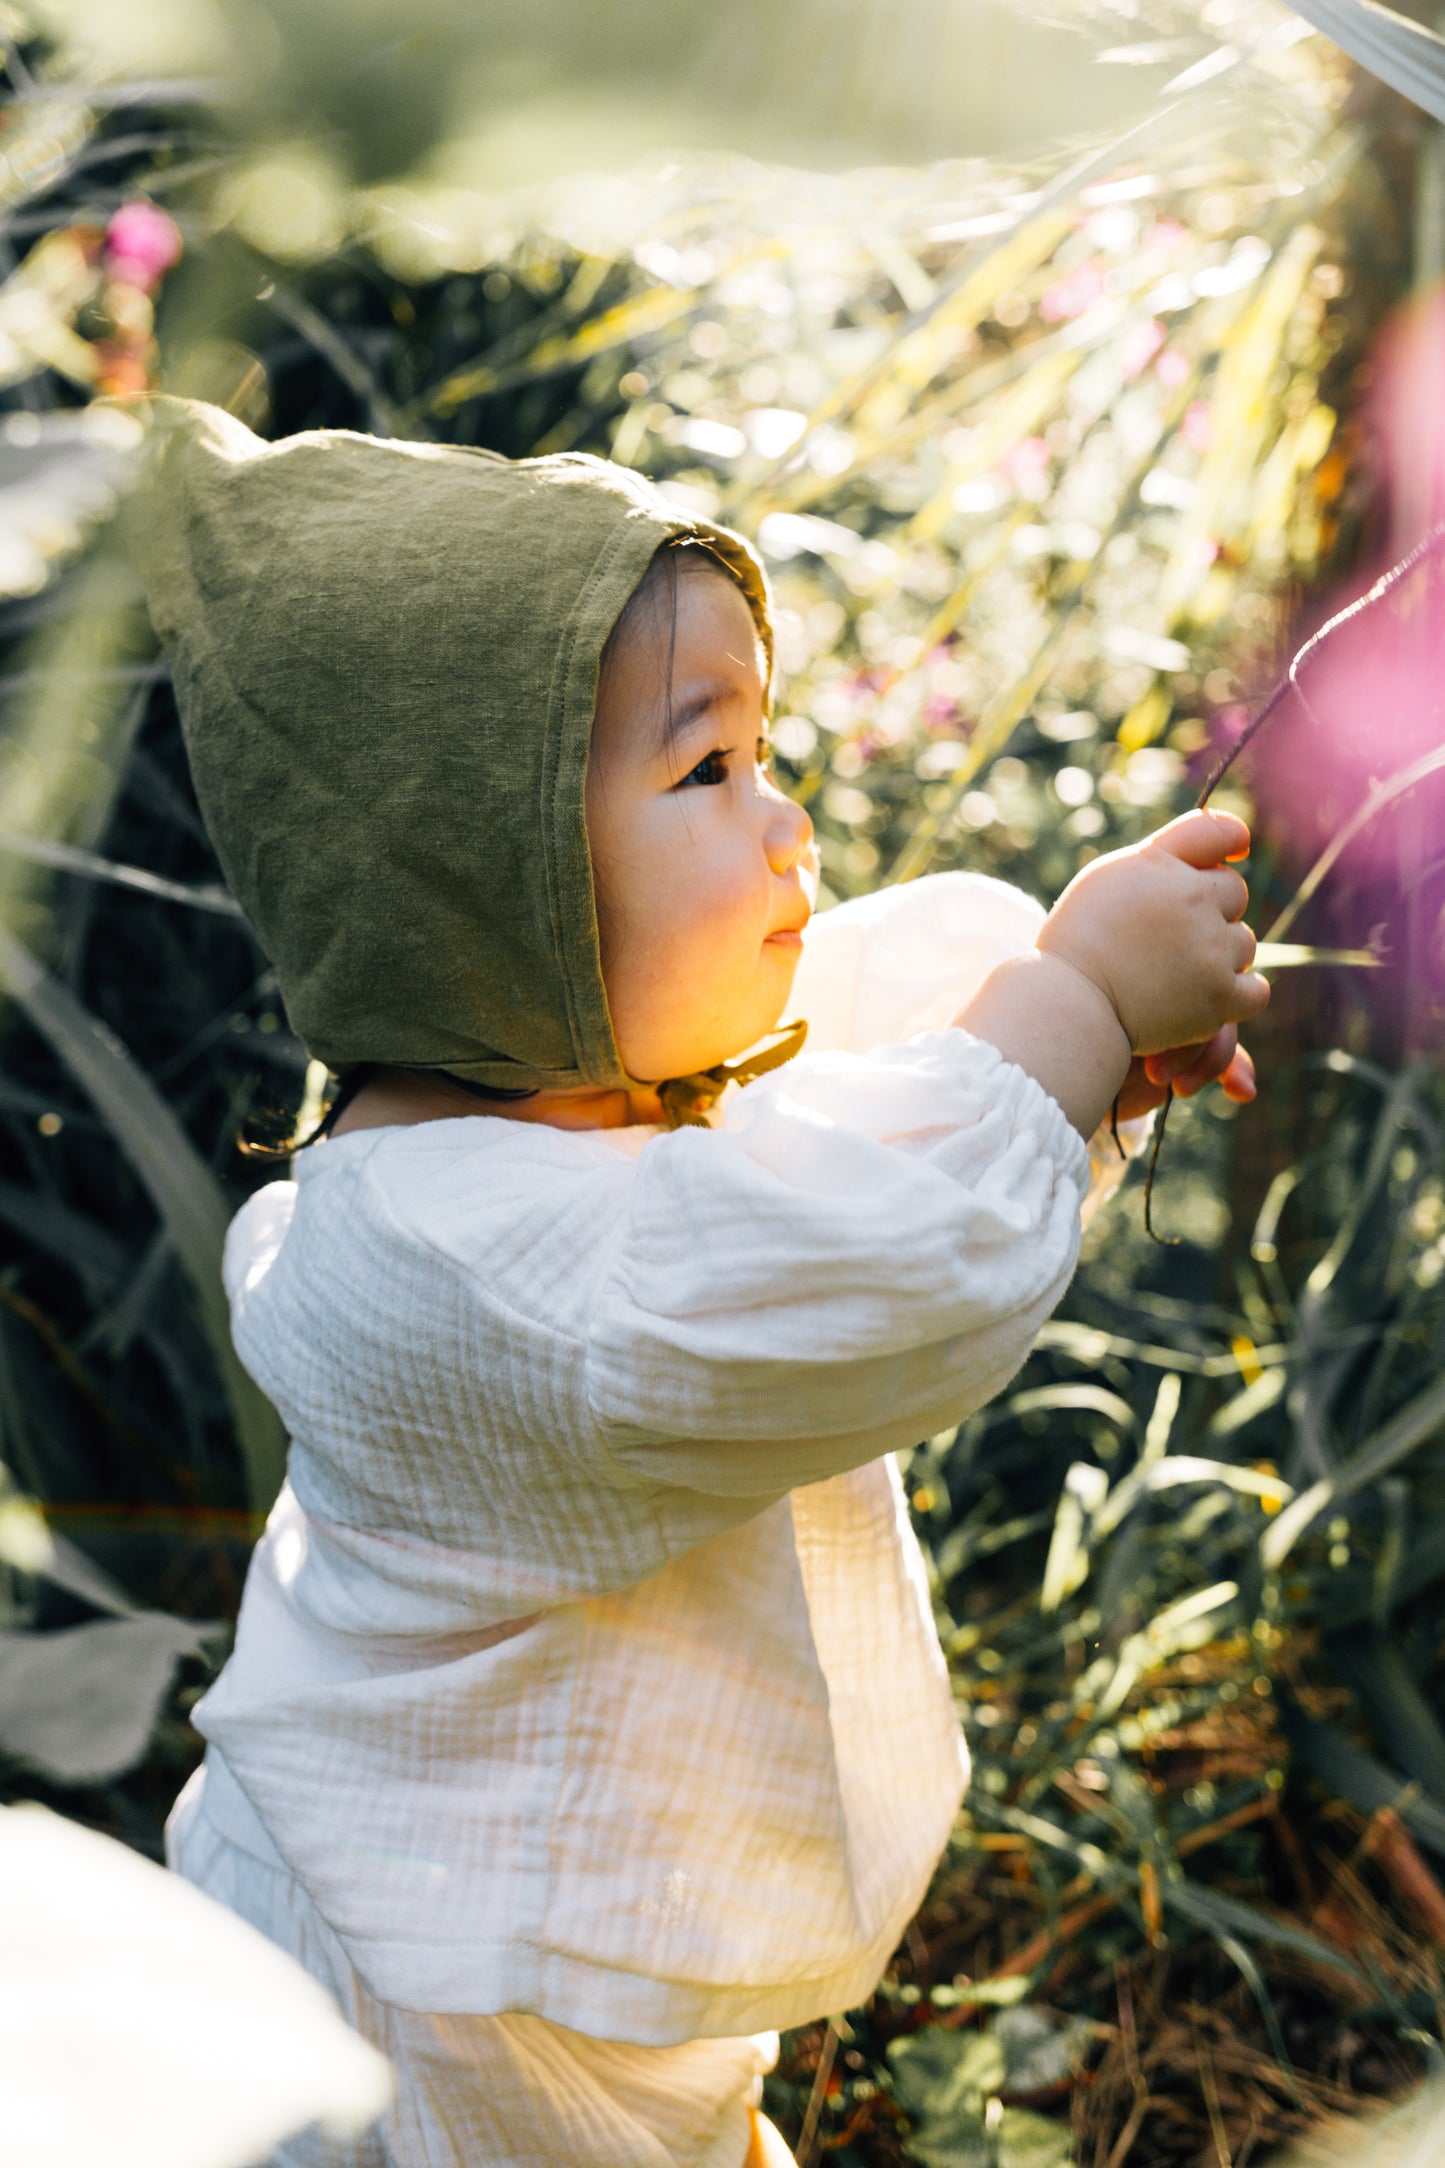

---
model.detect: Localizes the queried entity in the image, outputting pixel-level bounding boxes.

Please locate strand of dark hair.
[239,1064,538,1161]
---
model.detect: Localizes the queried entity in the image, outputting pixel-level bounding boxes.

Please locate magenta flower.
[1118,318,1165,382]
[1039,262,1105,325]
[1002,436,1050,490]
[1182,400,1212,452]
[105,202,183,293]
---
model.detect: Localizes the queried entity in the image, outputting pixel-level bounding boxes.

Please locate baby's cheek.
[669,878,755,987]
[706,858,771,956]
[648,808,774,987]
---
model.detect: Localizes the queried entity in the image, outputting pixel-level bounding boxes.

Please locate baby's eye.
[682,749,729,788]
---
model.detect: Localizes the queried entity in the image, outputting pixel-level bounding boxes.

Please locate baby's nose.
[765,795,814,876]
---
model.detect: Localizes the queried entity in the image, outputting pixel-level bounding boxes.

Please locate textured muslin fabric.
[125,396,770,1093]
[168,1770,776,2168]
[169,871,1136,2082]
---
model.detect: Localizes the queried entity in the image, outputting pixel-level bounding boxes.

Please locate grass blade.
[1262,1369,1445,1569]
[0,926,285,1514]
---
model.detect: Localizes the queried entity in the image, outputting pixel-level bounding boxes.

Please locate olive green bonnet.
[127,397,774,1095]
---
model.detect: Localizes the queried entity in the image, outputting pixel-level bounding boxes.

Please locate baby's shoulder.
[292,1118,638,1287]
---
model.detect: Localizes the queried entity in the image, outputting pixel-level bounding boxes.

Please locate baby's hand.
[1037,809,1270,1057]
[1115,1026,1257,1122]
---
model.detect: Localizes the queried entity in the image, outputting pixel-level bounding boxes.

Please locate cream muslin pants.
[168,1767,778,2168]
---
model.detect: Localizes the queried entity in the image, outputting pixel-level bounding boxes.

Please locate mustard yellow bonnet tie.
[656,1017,809,1131]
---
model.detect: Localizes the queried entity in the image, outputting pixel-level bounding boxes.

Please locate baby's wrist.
[952,951,1132,1141]
[1028,947,1129,1052]
[1034,923,1122,1025]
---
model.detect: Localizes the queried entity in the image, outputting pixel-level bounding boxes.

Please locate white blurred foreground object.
[0,1804,392,2168]
[1267,2077,1445,2168]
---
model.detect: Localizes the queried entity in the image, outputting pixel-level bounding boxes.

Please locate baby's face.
[586,565,818,1084]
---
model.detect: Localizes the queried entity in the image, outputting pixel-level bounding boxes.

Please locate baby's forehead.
[593,558,767,755]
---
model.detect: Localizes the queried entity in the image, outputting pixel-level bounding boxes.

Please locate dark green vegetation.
[2,7,1444,2162]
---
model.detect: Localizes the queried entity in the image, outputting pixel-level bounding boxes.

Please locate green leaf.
[1279,1699,1445,1858]
[0,1614,215,1783]
[0,1466,51,1579]
[889,2026,1077,2168]
[888,2028,1006,2124]
[996,2110,1076,2168]
[1253,942,1380,970]
[0,927,285,1515]
[1164,1874,1367,1986]
[1263,1370,1445,1569]
[1328,1640,1445,1804]
[994,2007,1091,2094]
[1094,1455,1292,1538]
[1003,1385,1137,1432]
[929,1976,1033,2011]
[1040,1460,1108,1614]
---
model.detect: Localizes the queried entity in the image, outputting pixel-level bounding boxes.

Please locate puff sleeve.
[583,873,1155,1497]
[585,1031,1090,1496]
[786,870,1154,1224]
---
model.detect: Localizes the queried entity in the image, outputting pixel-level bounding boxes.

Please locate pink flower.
[1154,347,1190,391]
[1039,262,1105,325]
[104,202,183,293]
[1118,318,1166,382]
[1146,219,1189,254]
[1182,400,1212,452]
[1002,436,1050,488]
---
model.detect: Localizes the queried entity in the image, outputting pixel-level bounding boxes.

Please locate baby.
[137,401,1264,2168]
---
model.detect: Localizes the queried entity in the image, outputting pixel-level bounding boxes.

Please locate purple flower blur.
[104,202,183,294]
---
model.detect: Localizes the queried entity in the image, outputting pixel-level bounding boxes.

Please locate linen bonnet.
[127,396,774,1095]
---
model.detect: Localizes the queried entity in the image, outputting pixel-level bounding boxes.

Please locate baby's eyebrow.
[660,680,740,753]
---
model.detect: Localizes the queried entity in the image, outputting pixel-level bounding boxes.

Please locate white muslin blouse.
[189,871,1112,2047]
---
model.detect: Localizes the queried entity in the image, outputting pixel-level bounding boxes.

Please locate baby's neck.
[328,1071,664,1138]
[486,1084,666,1130]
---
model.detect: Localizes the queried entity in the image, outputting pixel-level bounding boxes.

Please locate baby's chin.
[624,955,804,1083]
[657,1005,798,1084]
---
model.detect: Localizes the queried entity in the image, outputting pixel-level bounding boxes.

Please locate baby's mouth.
[764,909,809,949]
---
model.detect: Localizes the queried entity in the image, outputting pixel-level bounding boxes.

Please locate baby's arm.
[955,809,1269,1139]
[587,1032,1091,1495]
[584,810,1267,1499]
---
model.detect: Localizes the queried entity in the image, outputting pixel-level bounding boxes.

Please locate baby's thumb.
[1151,808,1251,868]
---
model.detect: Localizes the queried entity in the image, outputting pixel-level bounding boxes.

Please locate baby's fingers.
[1203,863,1249,920]
[1148,1028,1259,1102]
[1153,807,1252,869]
[1232,967,1271,1021]
[1151,1025,1235,1096]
